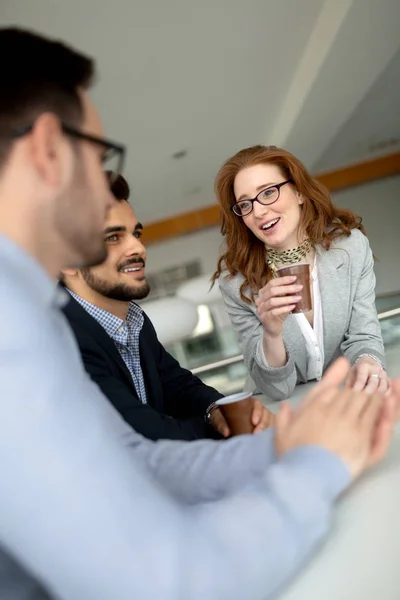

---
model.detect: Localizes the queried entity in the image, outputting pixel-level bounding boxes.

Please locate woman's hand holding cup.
[255,276,303,338]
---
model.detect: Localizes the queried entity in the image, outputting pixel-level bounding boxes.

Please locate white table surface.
[258,383,400,600]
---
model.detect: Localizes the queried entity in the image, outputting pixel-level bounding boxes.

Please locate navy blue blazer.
[62,293,223,441]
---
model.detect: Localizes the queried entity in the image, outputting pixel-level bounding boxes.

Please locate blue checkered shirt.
[67,290,147,404]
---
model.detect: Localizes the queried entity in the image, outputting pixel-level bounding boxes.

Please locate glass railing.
[166,294,400,396]
[376,291,400,313]
[197,308,400,395]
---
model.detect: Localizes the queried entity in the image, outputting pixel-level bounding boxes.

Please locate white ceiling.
[314,47,400,172]
[2,0,400,223]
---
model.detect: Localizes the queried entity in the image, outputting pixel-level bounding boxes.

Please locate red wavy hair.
[212,145,366,303]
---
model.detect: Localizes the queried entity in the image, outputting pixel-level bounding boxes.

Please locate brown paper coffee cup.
[276,263,312,313]
[216,392,254,436]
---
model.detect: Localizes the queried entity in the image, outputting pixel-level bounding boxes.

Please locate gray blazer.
[219,229,385,400]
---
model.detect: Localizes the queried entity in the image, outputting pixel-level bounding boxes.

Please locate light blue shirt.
[0,233,350,600]
[67,290,147,403]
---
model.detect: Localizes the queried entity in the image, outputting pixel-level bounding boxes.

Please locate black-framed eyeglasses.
[12,123,126,184]
[231,179,293,217]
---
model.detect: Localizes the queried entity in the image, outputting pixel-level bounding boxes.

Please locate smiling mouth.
[261,217,280,232]
[121,266,143,273]
[119,261,145,275]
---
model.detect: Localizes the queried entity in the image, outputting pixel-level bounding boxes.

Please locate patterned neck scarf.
[267,238,312,276]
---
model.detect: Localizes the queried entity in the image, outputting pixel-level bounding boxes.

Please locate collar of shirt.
[311,260,318,282]
[0,233,68,309]
[66,289,144,343]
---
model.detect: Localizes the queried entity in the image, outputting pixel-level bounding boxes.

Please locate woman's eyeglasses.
[231,179,293,217]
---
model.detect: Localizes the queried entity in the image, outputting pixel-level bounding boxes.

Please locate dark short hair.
[0,28,94,167]
[105,171,130,201]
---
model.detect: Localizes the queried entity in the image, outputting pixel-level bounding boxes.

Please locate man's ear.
[29,113,71,189]
[59,268,80,283]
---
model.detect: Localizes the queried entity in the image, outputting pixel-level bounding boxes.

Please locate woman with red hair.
[213,145,388,400]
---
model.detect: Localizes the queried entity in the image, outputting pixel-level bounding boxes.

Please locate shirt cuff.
[278,445,352,502]
[255,336,291,375]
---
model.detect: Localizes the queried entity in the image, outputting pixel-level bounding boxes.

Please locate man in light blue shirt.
[0,27,397,600]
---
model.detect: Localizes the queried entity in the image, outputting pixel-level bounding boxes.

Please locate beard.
[81,262,150,302]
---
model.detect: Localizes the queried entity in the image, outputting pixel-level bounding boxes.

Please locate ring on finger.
[369,373,381,379]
